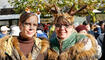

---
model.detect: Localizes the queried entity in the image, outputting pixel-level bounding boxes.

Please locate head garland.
[47,4,87,24]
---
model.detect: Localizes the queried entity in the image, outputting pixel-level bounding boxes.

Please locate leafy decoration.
[8,0,105,16]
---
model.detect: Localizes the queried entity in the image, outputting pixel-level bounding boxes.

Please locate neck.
[18,34,34,44]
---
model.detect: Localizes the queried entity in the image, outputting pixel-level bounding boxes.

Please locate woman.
[75,25,88,34]
[97,25,105,60]
[47,11,101,60]
[0,12,49,60]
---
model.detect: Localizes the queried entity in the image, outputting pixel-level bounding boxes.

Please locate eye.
[33,24,38,26]
[64,24,68,26]
[24,23,30,26]
[64,24,69,28]
[55,24,60,27]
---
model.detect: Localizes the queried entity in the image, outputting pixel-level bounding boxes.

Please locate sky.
[0,0,12,9]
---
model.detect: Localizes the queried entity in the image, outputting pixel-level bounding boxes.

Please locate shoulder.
[85,34,96,41]
[97,33,104,39]
[0,35,14,57]
[35,38,49,54]
[69,34,100,60]
[73,33,97,51]
[0,35,10,42]
[49,36,58,46]
[79,34,97,47]
[35,38,49,46]
[76,33,96,42]
[74,33,88,42]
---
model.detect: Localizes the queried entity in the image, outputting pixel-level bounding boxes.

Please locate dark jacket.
[97,33,105,60]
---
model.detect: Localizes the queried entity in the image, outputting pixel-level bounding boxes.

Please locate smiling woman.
[54,15,74,40]
[19,13,38,39]
[0,12,49,60]
[46,5,102,60]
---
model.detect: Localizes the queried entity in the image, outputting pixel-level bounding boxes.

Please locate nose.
[60,25,65,29]
[29,25,34,30]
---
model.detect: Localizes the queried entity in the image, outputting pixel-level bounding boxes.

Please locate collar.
[50,32,87,53]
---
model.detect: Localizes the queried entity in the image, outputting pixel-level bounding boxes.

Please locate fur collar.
[48,33,98,60]
[0,35,12,57]
[0,36,49,60]
[50,32,87,53]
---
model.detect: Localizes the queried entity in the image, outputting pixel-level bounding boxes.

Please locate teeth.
[60,32,65,33]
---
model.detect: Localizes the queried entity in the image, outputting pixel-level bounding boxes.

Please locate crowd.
[0,7,105,60]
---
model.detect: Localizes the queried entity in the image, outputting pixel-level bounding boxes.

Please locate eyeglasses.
[23,22,38,28]
[55,24,70,28]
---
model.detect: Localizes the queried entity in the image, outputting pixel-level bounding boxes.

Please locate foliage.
[96,13,105,21]
[8,0,105,16]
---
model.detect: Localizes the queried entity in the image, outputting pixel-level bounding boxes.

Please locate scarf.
[50,32,87,54]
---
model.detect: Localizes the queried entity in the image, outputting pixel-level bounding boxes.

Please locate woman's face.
[55,23,73,40]
[79,30,87,34]
[19,16,38,39]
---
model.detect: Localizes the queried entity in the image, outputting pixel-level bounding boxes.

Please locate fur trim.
[40,38,49,54]
[12,37,50,60]
[69,42,97,60]
[48,49,58,60]
[69,34,97,60]
[0,35,12,57]
[85,34,97,48]
[48,49,70,60]
[47,34,98,60]
[0,36,49,60]
[12,37,28,60]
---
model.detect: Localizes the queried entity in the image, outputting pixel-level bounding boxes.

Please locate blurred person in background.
[10,25,20,36]
[37,24,48,39]
[97,24,105,60]
[0,26,10,38]
[75,25,102,60]
[94,25,101,39]
[43,24,49,33]
[89,23,96,36]
[48,24,55,39]
[75,25,88,34]
[99,21,105,34]
[83,21,95,36]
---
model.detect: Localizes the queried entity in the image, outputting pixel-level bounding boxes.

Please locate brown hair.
[19,12,38,23]
[54,13,74,25]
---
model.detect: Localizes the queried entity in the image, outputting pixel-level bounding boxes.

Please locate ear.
[18,21,22,30]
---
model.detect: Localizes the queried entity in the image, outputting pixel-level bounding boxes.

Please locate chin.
[26,35,34,38]
[59,36,66,39]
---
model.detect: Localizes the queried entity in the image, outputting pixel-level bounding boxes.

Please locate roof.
[0,14,20,20]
